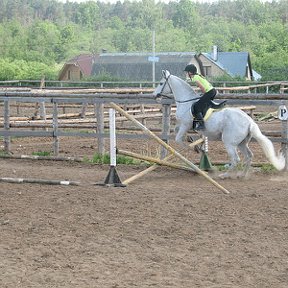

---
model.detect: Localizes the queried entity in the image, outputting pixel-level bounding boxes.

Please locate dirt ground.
[1,104,288,287]
[1,134,288,288]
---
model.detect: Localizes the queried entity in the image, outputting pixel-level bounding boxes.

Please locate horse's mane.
[170,74,198,100]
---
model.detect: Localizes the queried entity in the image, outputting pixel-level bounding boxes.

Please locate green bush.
[0,58,58,80]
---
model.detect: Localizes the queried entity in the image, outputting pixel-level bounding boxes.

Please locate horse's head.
[153,70,199,102]
[153,70,173,101]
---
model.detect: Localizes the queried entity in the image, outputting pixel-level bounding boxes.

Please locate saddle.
[209,100,227,112]
[191,100,227,130]
[191,100,227,118]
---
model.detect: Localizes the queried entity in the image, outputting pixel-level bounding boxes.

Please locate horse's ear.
[162,70,170,79]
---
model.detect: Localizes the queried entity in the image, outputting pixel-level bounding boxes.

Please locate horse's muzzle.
[155,93,162,103]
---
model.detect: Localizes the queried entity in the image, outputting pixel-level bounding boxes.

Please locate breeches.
[193,88,217,114]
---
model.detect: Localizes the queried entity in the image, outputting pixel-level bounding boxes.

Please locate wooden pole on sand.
[110,102,230,194]
[0,177,79,186]
[121,138,204,185]
[117,148,197,172]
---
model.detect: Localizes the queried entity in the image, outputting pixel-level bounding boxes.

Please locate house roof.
[92,52,195,81]
[58,54,97,80]
[201,51,253,79]
[60,50,259,81]
[68,54,96,75]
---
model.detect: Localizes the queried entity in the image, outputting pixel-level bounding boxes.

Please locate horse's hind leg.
[219,144,240,179]
[238,139,253,177]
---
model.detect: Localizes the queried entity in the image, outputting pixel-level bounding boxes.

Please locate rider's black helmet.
[184,64,197,74]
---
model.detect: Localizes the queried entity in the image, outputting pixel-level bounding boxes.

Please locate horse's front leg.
[175,122,192,145]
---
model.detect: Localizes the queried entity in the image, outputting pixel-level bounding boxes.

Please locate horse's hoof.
[194,145,201,153]
[238,171,250,179]
[219,172,230,179]
[187,135,194,142]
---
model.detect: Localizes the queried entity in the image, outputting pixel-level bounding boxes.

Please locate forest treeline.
[0,0,288,81]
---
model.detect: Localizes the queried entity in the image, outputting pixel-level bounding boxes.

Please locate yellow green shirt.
[191,74,213,92]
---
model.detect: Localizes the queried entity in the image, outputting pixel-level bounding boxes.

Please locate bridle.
[155,73,200,103]
[155,74,174,101]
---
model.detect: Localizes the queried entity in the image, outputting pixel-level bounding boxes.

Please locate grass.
[32,151,52,157]
[260,163,277,173]
[214,162,278,173]
[216,164,230,171]
[85,152,145,165]
[27,150,147,165]
[0,150,11,157]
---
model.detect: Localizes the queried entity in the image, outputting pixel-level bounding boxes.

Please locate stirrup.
[194,122,205,131]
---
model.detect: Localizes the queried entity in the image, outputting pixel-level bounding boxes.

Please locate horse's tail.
[250,122,285,171]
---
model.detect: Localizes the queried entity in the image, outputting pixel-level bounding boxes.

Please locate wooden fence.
[0,79,287,93]
[0,89,288,165]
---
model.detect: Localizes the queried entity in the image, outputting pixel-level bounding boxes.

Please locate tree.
[127,0,161,30]
[26,21,61,64]
[74,1,101,29]
[112,27,152,52]
[0,58,57,80]
[0,0,287,80]
[172,0,200,30]
[0,20,28,59]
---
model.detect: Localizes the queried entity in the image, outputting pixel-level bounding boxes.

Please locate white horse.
[153,70,285,177]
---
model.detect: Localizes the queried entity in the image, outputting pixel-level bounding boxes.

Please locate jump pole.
[121,138,203,185]
[117,148,198,172]
[0,177,79,185]
[110,102,230,194]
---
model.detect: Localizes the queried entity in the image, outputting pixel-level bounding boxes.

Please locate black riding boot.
[195,112,205,130]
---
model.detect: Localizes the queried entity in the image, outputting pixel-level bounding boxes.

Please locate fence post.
[281,119,288,171]
[80,101,88,118]
[3,99,10,153]
[278,103,288,171]
[160,103,171,158]
[95,102,105,155]
[52,100,59,156]
[280,83,284,94]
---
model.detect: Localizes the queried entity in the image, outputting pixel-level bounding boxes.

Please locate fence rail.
[0,79,288,92]
[0,91,288,163]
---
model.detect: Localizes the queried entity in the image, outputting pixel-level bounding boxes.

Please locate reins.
[175,97,200,103]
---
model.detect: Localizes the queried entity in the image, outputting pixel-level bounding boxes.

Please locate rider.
[184,64,217,130]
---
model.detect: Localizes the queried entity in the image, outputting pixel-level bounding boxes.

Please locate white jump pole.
[99,108,125,187]
[110,108,117,167]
